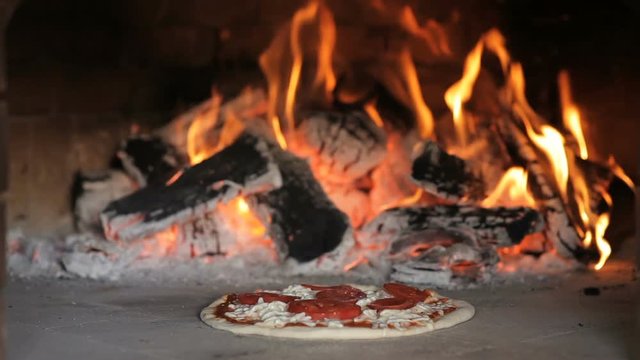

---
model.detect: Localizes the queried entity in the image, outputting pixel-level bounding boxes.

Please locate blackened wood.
[101,133,282,242]
[294,110,386,183]
[362,205,543,248]
[117,135,186,187]
[411,140,485,202]
[256,145,352,262]
[497,117,583,257]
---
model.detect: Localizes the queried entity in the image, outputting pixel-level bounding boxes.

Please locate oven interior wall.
[4,0,639,236]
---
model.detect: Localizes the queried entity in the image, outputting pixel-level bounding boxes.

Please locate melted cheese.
[224,284,455,330]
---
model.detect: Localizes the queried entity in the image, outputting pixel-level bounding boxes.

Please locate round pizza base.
[200,294,475,340]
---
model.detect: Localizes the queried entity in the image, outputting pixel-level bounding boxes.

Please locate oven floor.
[6,260,638,360]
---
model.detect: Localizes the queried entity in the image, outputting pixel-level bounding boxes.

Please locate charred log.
[255,145,352,262]
[116,135,186,187]
[361,205,543,249]
[411,140,485,202]
[294,110,386,183]
[101,133,282,242]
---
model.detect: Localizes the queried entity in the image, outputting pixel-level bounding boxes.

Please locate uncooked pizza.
[200,283,474,339]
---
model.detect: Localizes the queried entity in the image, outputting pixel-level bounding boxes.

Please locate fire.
[482,167,535,208]
[221,196,267,238]
[343,254,369,272]
[187,92,223,165]
[525,123,570,201]
[483,28,510,73]
[271,116,288,149]
[398,48,435,138]
[363,101,384,128]
[444,39,484,145]
[608,156,636,191]
[379,189,423,212]
[314,5,337,98]
[140,225,179,258]
[399,6,452,56]
[593,213,611,270]
[558,71,588,159]
[284,1,320,131]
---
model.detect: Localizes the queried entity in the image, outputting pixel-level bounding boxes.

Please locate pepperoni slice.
[383,283,431,301]
[237,292,299,305]
[315,286,366,302]
[288,299,362,320]
[368,297,418,310]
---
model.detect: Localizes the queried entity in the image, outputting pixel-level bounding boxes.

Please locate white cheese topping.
[223,284,455,330]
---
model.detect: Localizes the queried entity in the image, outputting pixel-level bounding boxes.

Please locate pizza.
[200,283,474,339]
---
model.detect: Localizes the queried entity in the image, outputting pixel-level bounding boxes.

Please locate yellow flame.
[314,5,337,97]
[284,1,320,131]
[363,101,384,128]
[481,167,536,208]
[483,28,510,73]
[444,39,484,145]
[187,92,223,165]
[593,213,611,270]
[397,49,434,138]
[271,116,288,149]
[219,196,267,239]
[525,123,570,202]
[558,70,588,159]
[380,189,423,212]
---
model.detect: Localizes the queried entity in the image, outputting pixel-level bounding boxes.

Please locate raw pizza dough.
[200,284,475,339]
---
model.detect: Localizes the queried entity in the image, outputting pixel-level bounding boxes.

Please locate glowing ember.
[398,48,434,139]
[444,39,484,145]
[165,169,184,186]
[482,167,535,208]
[558,70,589,159]
[343,254,369,272]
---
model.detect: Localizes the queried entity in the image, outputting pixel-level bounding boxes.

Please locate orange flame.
[284,1,320,131]
[444,39,484,145]
[558,71,588,159]
[398,48,434,138]
[216,196,271,256]
[314,5,337,98]
[608,156,636,192]
[363,101,384,128]
[187,92,223,165]
[482,167,536,208]
[271,116,288,149]
[483,28,510,73]
[399,6,452,56]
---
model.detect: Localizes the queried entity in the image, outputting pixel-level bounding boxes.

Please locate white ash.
[74,170,137,232]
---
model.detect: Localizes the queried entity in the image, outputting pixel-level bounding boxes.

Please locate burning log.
[117,135,186,187]
[255,144,352,262]
[293,110,386,183]
[574,157,614,213]
[411,140,485,202]
[497,118,583,257]
[101,133,282,242]
[361,205,543,249]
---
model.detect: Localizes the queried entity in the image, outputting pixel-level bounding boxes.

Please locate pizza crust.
[200,289,475,340]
